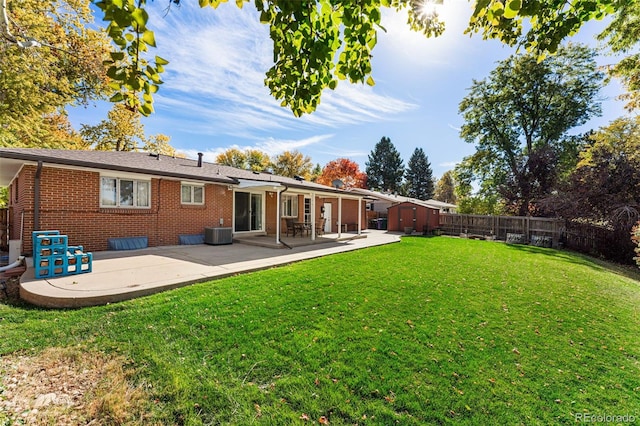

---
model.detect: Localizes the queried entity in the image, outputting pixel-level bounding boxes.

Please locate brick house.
[0,148,366,254]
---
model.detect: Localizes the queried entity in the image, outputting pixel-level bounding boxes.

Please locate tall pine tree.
[405,148,434,200]
[365,137,404,193]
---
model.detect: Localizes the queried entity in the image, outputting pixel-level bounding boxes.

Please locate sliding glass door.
[234,192,263,232]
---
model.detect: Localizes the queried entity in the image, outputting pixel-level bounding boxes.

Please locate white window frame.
[181,182,205,205]
[100,176,151,208]
[281,194,298,218]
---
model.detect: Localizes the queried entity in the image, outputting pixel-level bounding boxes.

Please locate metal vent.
[204,227,232,245]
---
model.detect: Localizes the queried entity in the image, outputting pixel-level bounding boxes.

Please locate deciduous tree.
[216,148,271,171]
[0,0,109,146]
[216,148,248,169]
[80,103,174,153]
[90,0,630,117]
[597,1,640,110]
[316,158,367,189]
[542,116,640,263]
[81,104,146,151]
[550,116,640,223]
[404,148,434,200]
[434,170,456,204]
[366,136,404,193]
[245,149,271,172]
[271,150,314,179]
[457,44,603,216]
[144,134,180,156]
[92,0,444,116]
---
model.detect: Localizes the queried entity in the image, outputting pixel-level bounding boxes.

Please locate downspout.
[278,185,292,249]
[33,161,43,232]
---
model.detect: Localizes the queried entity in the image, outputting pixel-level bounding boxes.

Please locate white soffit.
[236,179,283,190]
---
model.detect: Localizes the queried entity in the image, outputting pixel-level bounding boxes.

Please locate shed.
[387,201,440,233]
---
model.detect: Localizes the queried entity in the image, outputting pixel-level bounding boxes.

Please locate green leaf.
[140,103,153,116]
[155,56,169,66]
[109,51,125,61]
[141,30,156,47]
[109,92,124,102]
[504,0,521,19]
[131,8,149,28]
[366,76,375,86]
[259,10,271,23]
[106,66,120,80]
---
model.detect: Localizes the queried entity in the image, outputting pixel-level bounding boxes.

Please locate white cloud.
[180,134,336,163]
[145,2,417,137]
[439,161,459,168]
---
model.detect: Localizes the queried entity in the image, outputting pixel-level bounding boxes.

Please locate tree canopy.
[548,116,640,225]
[434,170,456,204]
[0,0,110,147]
[365,136,404,193]
[216,148,271,171]
[316,158,367,189]
[404,147,434,200]
[271,150,314,179]
[88,0,631,117]
[457,43,603,216]
[80,103,174,152]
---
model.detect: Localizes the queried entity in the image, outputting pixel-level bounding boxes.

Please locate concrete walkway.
[20,230,401,308]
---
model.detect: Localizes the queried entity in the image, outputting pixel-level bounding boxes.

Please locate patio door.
[234,192,263,232]
[323,203,332,233]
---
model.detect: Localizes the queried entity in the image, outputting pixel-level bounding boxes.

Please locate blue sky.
[68,0,628,179]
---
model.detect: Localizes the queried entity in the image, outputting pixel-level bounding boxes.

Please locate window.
[101,177,150,208]
[181,184,204,205]
[304,197,311,223]
[282,194,298,217]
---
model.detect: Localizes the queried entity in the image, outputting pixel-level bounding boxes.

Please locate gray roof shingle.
[0,148,347,194]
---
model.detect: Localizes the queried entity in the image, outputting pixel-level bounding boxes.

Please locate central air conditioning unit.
[204,227,233,245]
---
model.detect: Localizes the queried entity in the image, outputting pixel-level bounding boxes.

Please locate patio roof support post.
[338,196,343,238]
[358,197,362,235]
[276,188,283,245]
[310,192,316,241]
[34,160,43,231]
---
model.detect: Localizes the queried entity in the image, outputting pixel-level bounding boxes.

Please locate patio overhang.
[235,179,283,191]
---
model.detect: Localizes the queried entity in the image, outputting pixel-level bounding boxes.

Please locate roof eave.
[0,151,236,185]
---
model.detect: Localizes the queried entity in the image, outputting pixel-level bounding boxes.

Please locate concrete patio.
[19,230,401,308]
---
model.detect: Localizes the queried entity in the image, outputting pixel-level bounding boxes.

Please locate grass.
[1,237,639,424]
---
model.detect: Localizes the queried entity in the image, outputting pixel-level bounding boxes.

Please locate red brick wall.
[317,197,366,233]
[8,166,35,246]
[9,165,233,253]
[265,191,278,235]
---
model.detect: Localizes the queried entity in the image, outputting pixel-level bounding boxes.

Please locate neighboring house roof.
[348,187,457,210]
[0,148,354,196]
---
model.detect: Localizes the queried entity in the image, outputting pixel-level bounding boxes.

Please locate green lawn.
[1,237,639,424]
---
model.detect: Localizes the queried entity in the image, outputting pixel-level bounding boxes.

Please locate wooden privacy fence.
[564,220,636,264]
[438,213,564,247]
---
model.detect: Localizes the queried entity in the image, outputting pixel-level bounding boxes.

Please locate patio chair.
[315,218,326,236]
[285,218,295,237]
